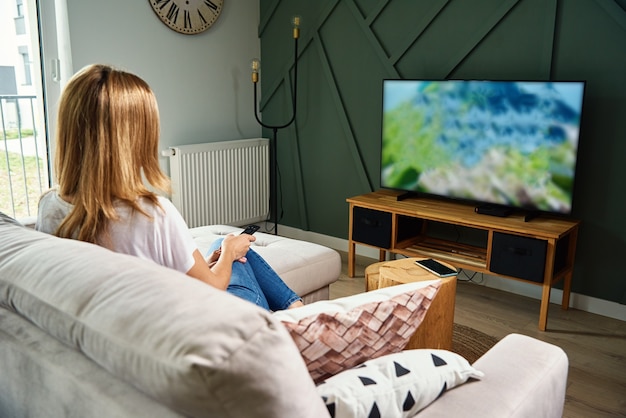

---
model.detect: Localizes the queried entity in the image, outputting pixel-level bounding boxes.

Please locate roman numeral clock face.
[149,0,223,35]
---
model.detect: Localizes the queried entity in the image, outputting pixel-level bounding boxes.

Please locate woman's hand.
[207,248,221,266]
[219,233,255,263]
[188,234,255,290]
[206,248,220,268]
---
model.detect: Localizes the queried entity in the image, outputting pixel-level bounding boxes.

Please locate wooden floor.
[330,252,626,418]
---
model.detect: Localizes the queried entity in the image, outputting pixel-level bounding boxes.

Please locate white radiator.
[168,138,270,228]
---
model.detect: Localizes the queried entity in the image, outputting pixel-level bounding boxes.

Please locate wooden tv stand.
[347,190,580,331]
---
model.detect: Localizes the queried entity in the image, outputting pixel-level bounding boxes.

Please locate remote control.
[240,225,260,235]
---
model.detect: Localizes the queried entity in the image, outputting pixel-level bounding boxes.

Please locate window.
[0,0,70,220]
[18,46,32,86]
[15,0,26,35]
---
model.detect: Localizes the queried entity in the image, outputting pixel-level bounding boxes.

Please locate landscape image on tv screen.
[381,80,585,214]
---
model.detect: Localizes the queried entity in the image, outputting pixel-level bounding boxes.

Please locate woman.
[36,64,302,311]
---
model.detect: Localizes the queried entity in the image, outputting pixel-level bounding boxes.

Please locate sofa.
[0,212,569,418]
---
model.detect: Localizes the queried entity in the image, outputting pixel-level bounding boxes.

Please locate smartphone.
[240,225,260,235]
[415,258,458,277]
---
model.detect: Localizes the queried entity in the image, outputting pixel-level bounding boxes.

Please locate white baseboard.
[277,224,626,323]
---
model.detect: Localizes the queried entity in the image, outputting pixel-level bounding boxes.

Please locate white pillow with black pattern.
[316,349,484,418]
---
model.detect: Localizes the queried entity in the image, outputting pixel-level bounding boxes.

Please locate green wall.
[258,0,626,305]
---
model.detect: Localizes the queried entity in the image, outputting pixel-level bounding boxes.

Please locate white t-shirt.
[36,190,197,274]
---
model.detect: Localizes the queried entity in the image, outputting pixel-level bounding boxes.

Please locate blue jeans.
[208,238,301,311]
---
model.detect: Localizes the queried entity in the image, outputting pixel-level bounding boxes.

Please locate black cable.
[457,268,484,284]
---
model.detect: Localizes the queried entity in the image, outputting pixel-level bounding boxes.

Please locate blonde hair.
[54,64,170,244]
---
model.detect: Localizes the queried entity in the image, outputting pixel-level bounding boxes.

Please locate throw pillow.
[316,349,484,418]
[273,280,441,383]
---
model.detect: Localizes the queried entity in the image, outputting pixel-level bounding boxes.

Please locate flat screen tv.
[380,79,586,216]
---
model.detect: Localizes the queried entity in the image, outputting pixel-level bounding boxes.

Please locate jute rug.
[451,323,499,364]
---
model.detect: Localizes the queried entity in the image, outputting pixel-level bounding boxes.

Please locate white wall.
[63,0,261,169]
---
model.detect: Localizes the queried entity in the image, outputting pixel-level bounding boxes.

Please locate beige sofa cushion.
[190,224,341,299]
[0,214,329,418]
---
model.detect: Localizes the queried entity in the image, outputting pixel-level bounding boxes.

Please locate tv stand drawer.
[351,207,392,248]
[489,233,547,283]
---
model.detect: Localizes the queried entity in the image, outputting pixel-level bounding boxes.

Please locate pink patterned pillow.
[273,281,441,383]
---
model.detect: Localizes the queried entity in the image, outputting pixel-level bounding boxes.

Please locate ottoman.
[190,225,342,304]
[365,257,457,350]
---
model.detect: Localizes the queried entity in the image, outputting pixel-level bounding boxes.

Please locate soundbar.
[475,204,513,217]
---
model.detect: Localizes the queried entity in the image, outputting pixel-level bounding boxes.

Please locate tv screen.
[381,79,585,215]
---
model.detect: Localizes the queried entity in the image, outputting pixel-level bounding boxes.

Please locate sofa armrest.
[417,333,568,418]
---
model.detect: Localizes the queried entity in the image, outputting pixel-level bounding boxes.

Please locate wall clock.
[149,0,224,35]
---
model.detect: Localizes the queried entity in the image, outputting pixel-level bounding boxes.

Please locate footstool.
[189,225,342,304]
[365,258,457,350]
